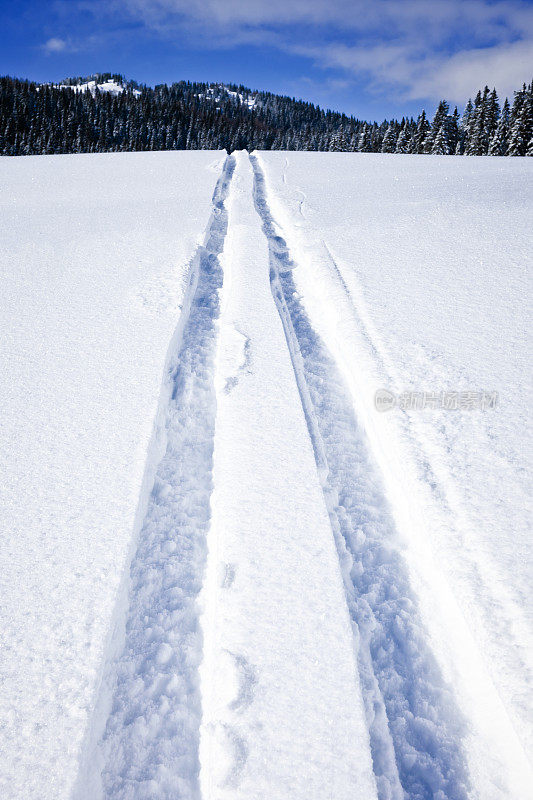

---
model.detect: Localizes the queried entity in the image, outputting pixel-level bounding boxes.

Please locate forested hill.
[1,73,532,156]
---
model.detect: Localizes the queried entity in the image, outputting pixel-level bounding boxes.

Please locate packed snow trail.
[198,151,377,800]
[251,154,471,800]
[86,155,235,800]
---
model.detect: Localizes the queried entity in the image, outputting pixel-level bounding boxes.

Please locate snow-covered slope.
[0,150,224,800]
[1,149,531,800]
[197,85,257,109]
[59,79,140,96]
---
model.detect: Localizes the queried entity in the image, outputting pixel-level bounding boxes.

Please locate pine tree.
[509,84,526,130]
[456,99,473,154]
[381,123,397,153]
[395,119,411,153]
[412,111,430,153]
[425,100,449,153]
[329,129,349,151]
[507,86,532,156]
[488,98,510,155]
[357,123,372,152]
[466,87,490,155]
[1,74,531,158]
[484,88,500,147]
[432,125,448,154]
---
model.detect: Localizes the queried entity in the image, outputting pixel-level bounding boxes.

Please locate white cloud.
[407,40,533,101]
[303,37,532,103]
[42,37,69,54]
[60,0,533,102]
[112,0,533,41]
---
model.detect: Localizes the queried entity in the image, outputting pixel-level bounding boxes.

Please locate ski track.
[198,152,377,800]
[319,237,533,749]
[74,150,509,799]
[96,154,235,800]
[251,154,470,800]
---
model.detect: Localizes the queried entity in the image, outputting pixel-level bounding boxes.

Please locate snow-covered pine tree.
[357,123,372,152]
[329,129,349,151]
[466,87,490,155]
[456,99,473,154]
[507,85,532,156]
[411,110,430,154]
[488,98,510,155]
[509,84,526,128]
[447,107,460,154]
[484,88,500,148]
[395,119,411,153]
[381,123,398,153]
[425,100,449,153]
[432,125,449,155]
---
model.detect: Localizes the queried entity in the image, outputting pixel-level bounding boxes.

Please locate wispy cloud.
[299,36,533,103]
[46,0,533,102]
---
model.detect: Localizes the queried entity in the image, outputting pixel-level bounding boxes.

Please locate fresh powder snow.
[0,149,531,800]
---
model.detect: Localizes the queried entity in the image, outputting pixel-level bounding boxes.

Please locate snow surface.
[0,150,224,800]
[198,152,376,800]
[224,89,256,109]
[59,80,140,96]
[1,149,531,800]
[257,150,533,799]
[197,86,257,109]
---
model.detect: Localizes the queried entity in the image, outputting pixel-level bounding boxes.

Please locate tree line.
[1,74,532,156]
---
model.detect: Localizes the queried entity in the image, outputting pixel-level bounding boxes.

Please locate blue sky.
[1,0,532,120]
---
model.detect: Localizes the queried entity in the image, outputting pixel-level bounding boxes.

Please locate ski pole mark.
[220,563,236,589]
[223,327,252,394]
[227,652,257,714]
[221,724,249,789]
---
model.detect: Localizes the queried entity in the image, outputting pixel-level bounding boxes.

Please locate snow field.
[198,151,376,800]
[256,151,533,799]
[1,148,530,800]
[0,151,225,800]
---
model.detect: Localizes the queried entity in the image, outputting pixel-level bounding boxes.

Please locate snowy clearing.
[0,150,531,800]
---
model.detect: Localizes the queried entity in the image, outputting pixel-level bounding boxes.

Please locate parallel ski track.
[97,155,235,800]
[250,153,470,800]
